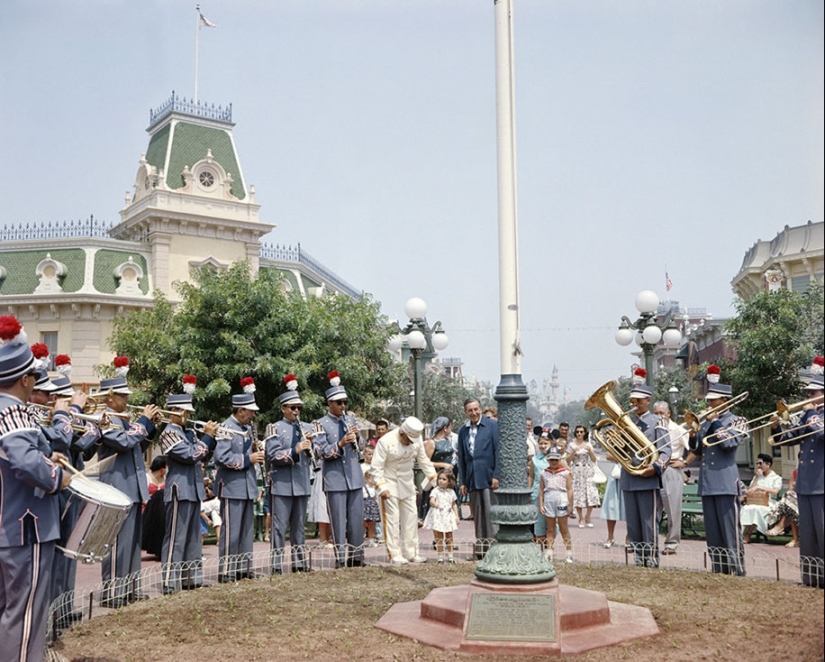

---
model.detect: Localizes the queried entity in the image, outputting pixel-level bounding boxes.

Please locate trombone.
[683,391,749,435]
[768,394,825,446]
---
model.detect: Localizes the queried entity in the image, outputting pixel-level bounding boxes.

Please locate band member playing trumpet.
[160,383,217,594]
[684,366,748,576]
[215,379,264,582]
[97,360,160,607]
[0,316,72,662]
[265,374,315,574]
[314,371,365,568]
[771,359,824,588]
[612,375,671,568]
[28,366,75,450]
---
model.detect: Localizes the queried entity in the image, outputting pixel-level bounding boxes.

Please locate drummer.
[96,359,159,607]
[0,315,71,661]
[49,371,102,624]
[159,384,218,593]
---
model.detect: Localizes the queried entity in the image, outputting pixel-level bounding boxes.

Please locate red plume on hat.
[113,356,130,377]
[240,376,256,394]
[812,357,824,376]
[0,316,28,346]
[706,365,721,384]
[31,342,50,369]
[284,373,298,392]
[631,367,647,385]
[327,370,341,387]
[55,354,72,377]
[183,374,197,394]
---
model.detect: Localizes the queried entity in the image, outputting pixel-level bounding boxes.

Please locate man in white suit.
[371,417,437,565]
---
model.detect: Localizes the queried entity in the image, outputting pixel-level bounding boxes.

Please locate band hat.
[279,391,303,406]
[232,392,259,411]
[805,375,824,391]
[33,368,58,392]
[400,416,424,441]
[99,376,132,395]
[0,316,35,384]
[706,383,733,400]
[630,384,653,399]
[166,393,195,412]
[50,376,75,397]
[325,370,347,401]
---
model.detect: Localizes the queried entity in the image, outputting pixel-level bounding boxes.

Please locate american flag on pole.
[665,272,673,292]
[199,12,216,28]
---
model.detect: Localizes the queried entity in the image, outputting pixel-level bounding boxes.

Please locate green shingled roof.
[94,251,150,295]
[0,249,85,294]
[146,124,170,172]
[165,122,246,200]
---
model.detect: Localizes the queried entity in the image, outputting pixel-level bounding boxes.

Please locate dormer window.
[35,254,68,294]
[198,170,216,189]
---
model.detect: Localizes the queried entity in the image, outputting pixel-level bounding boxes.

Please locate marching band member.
[371,416,437,565]
[49,367,102,626]
[0,316,70,661]
[97,357,159,607]
[265,374,315,574]
[160,378,217,593]
[772,358,824,588]
[314,371,366,568]
[214,378,264,582]
[614,373,671,568]
[28,360,74,450]
[685,366,749,576]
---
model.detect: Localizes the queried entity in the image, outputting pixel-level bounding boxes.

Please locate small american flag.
[199,12,216,28]
[665,272,673,292]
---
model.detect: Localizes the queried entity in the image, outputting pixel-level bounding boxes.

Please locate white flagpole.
[194,4,200,103]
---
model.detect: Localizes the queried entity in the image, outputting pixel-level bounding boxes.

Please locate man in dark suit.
[456,398,499,558]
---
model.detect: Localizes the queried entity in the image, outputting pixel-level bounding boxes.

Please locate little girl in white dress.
[423,471,460,563]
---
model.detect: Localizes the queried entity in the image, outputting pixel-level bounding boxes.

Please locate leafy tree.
[101,262,406,427]
[721,280,824,419]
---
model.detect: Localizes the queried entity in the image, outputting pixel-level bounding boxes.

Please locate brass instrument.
[108,404,175,426]
[584,381,659,477]
[683,391,750,434]
[188,420,235,441]
[768,394,825,446]
[83,390,113,415]
[28,403,114,433]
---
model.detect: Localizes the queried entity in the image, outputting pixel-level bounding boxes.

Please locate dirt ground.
[54,563,823,662]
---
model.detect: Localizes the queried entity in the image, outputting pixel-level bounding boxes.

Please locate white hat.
[400,416,424,441]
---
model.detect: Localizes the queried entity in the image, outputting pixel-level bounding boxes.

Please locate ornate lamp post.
[387,297,449,421]
[614,290,682,385]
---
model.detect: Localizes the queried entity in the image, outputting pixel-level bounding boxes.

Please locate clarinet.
[345,414,365,463]
[298,419,322,473]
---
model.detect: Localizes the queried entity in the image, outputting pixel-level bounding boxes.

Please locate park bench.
[680,482,704,538]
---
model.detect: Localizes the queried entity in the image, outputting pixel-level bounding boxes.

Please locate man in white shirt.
[371,417,437,565]
[654,401,690,555]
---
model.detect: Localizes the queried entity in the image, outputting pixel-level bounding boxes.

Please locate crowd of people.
[1,311,822,661]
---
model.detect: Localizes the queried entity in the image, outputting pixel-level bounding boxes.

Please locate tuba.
[584,381,659,477]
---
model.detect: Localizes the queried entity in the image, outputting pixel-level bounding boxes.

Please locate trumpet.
[683,391,750,435]
[584,381,659,476]
[768,394,825,446]
[108,405,175,426]
[83,390,113,415]
[188,420,235,441]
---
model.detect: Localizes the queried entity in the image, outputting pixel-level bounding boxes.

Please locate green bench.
[680,482,704,538]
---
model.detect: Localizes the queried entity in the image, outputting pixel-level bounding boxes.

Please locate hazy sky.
[1,1,822,400]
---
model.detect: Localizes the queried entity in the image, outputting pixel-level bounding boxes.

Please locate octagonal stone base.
[375,578,658,656]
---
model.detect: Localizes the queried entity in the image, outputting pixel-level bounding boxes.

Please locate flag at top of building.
[665,271,673,292]
[198,7,216,28]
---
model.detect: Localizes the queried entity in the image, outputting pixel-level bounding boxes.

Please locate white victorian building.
[0,93,360,383]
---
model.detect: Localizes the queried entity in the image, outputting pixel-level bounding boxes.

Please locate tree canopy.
[102,263,407,427]
[720,280,823,419]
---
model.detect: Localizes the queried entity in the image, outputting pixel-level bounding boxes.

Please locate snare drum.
[58,477,133,563]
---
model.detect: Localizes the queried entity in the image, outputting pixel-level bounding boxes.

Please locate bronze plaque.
[465,593,556,641]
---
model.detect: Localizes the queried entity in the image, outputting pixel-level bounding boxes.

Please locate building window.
[42,332,58,370]
[791,275,811,292]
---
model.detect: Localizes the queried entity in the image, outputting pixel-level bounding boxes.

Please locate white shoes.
[391,558,409,565]
[408,555,427,564]
[565,553,574,564]
[367,540,378,548]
